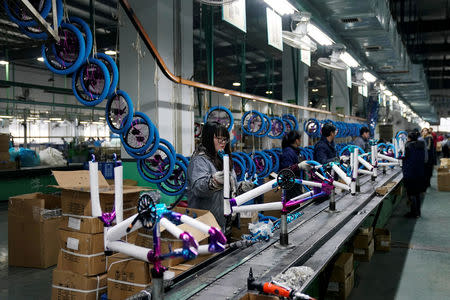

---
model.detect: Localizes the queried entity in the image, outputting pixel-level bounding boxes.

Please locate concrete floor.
[0,174,449,299]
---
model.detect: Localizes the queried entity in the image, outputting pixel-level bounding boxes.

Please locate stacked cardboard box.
[8,193,61,268]
[374,228,391,252]
[437,166,450,192]
[0,133,15,170]
[327,252,354,300]
[352,227,374,262]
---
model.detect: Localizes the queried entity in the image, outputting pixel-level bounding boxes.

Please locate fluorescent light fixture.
[312,88,319,92]
[99,117,105,120]
[340,52,359,68]
[263,0,297,16]
[265,91,273,95]
[80,121,90,124]
[0,115,13,119]
[92,121,104,125]
[384,90,393,96]
[307,24,334,46]
[321,104,327,108]
[224,93,230,97]
[16,119,24,122]
[363,72,377,83]
[27,117,38,120]
[105,50,117,56]
[49,117,61,121]
[0,60,9,65]
[37,57,44,62]
[43,120,51,123]
[232,82,241,87]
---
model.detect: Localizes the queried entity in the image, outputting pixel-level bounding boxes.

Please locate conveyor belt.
[161,169,402,300]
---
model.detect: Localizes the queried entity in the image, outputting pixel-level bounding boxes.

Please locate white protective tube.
[234,179,278,207]
[232,202,283,213]
[114,165,123,224]
[358,169,374,175]
[299,179,323,188]
[197,245,212,255]
[358,156,374,171]
[332,164,352,186]
[107,241,151,262]
[378,153,399,163]
[393,138,399,158]
[371,145,378,178]
[333,180,351,191]
[106,213,141,242]
[290,190,315,202]
[180,214,211,233]
[159,217,184,238]
[89,161,102,217]
[378,162,399,167]
[223,154,231,215]
[351,148,359,195]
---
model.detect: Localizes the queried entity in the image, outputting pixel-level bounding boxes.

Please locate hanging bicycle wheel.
[268,117,285,139]
[283,118,295,134]
[232,157,245,182]
[252,151,272,179]
[4,0,52,27]
[125,125,160,160]
[121,112,155,155]
[303,118,321,138]
[237,151,255,179]
[194,122,202,138]
[42,22,86,75]
[263,149,280,174]
[105,90,134,134]
[255,114,272,138]
[282,114,299,131]
[72,58,111,106]
[69,17,93,61]
[93,53,119,97]
[242,110,265,135]
[204,106,234,131]
[137,144,175,183]
[19,0,63,40]
[157,159,187,196]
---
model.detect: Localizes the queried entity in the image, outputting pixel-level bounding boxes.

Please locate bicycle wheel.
[121,112,155,155]
[252,151,271,179]
[255,113,272,138]
[268,117,285,139]
[138,144,175,183]
[157,159,187,196]
[4,0,52,27]
[105,90,134,134]
[282,114,299,131]
[18,0,63,40]
[204,106,234,131]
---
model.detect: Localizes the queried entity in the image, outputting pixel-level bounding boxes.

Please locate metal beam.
[0,98,105,111]
[18,0,60,42]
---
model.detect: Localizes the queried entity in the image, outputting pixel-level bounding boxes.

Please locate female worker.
[187,122,253,231]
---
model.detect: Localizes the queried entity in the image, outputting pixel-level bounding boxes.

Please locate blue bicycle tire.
[268,117,285,139]
[252,151,271,179]
[121,112,155,155]
[204,106,234,131]
[282,114,299,131]
[105,90,134,134]
[4,0,52,27]
[93,53,119,98]
[138,144,175,183]
[70,17,93,61]
[256,113,272,138]
[242,110,265,136]
[72,58,110,106]
[157,160,187,196]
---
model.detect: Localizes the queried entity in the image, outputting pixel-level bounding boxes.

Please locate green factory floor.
[0,174,449,299]
[348,174,450,300]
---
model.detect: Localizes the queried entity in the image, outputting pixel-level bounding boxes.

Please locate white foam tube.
[360,152,371,157]
[358,156,374,171]
[378,162,399,167]
[106,213,141,242]
[332,164,352,186]
[232,202,283,213]
[223,154,231,215]
[234,179,278,206]
[378,153,399,163]
[393,138,399,158]
[314,171,327,181]
[333,180,351,191]
[371,145,378,178]
[351,148,359,195]
[180,214,211,233]
[89,161,102,217]
[299,179,323,188]
[114,165,123,224]
[358,169,374,175]
[290,191,315,202]
[107,241,151,262]
[159,217,184,238]
[197,245,212,255]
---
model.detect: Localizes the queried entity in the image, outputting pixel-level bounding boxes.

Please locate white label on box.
[381,241,390,247]
[67,237,79,251]
[68,217,81,230]
[354,248,365,255]
[327,281,340,292]
[240,211,253,218]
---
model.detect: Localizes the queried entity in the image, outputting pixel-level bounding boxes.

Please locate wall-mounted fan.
[317,44,347,70]
[196,0,238,5]
[282,11,317,52]
[352,69,365,86]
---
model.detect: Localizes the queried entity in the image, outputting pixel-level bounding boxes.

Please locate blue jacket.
[279,146,304,200]
[313,136,337,164]
[402,141,425,195]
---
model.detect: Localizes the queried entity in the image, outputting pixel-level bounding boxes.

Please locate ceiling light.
[224,93,230,97]
[312,88,319,92]
[0,60,9,65]
[80,121,90,124]
[232,82,241,87]
[321,104,327,108]
[263,0,297,15]
[362,71,377,83]
[307,24,334,46]
[92,121,104,125]
[0,115,13,119]
[105,50,117,56]
[43,120,51,123]
[49,117,61,121]
[265,91,273,95]
[27,117,38,120]
[309,101,313,105]
[99,117,105,120]
[37,57,44,62]
[340,52,359,68]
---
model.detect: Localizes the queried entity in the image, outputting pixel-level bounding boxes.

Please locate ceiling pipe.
[65,4,116,25]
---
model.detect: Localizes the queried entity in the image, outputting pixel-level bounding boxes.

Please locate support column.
[119,0,194,157]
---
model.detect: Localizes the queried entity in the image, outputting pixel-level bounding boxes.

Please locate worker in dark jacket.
[402,130,426,218]
[353,126,370,152]
[279,130,311,200]
[313,123,337,164]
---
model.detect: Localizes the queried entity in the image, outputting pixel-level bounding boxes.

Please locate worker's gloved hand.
[340,155,350,163]
[238,181,255,195]
[209,171,224,190]
[298,161,312,172]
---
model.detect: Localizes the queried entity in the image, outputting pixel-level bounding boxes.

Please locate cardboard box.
[327,270,354,300]
[374,228,391,251]
[440,158,450,168]
[437,167,450,192]
[8,192,61,268]
[0,161,16,170]
[51,171,147,216]
[231,211,259,239]
[106,253,151,300]
[51,269,107,300]
[106,179,138,186]
[0,151,9,162]
[352,227,373,249]
[239,293,280,300]
[58,249,107,276]
[135,207,219,266]
[262,178,282,219]
[0,133,9,152]
[59,229,104,255]
[60,207,137,234]
[330,253,353,282]
[353,239,374,262]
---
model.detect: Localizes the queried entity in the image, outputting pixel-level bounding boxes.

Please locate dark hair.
[360,127,370,136]
[408,130,419,141]
[200,122,232,171]
[282,130,301,149]
[321,123,336,138]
